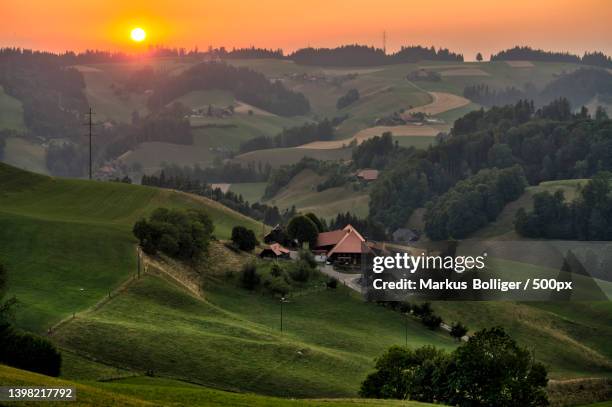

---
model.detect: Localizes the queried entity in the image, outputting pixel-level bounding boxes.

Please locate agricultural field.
[263,169,370,220]
[229,182,268,203]
[234,146,352,168]
[0,163,262,332]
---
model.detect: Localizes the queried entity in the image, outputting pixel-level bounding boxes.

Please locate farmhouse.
[314,225,371,265]
[356,169,379,182]
[259,243,291,260]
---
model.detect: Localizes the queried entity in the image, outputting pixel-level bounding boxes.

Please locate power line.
[83,107,97,180]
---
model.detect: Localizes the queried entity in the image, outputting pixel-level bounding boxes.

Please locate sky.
[1,0,611,60]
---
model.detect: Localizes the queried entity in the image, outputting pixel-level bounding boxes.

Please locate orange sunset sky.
[1,0,611,60]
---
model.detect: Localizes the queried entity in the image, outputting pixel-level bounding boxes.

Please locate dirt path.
[403,91,470,116]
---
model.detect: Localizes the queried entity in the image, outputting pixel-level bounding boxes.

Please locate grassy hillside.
[264,169,370,219]
[0,163,262,332]
[0,364,434,407]
[54,271,455,398]
[234,147,352,168]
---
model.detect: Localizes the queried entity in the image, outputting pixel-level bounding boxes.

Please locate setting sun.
[130,27,146,42]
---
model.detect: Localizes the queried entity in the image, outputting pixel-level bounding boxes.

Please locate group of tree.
[231,226,259,251]
[352,132,401,170]
[328,212,388,241]
[142,161,269,186]
[148,61,310,116]
[133,208,214,261]
[491,46,612,68]
[360,327,549,406]
[424,166,527,240]
[369,98,612,230]
[464,68,612,110]
[0,263,62,376]
[289,45,462,66]
[239,119,335,153]
[141,169,295,226]
[239,250,318,295]
[515,172,612,240]
[337,88,360,109]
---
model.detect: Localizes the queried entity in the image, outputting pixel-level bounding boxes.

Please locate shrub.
[289,260,312,282]
[326,277,338,289]
[133,208,214,260]
[422,314,442,330]
[0,327,61,377]
[240,262,260,290]
[412,302,432,317]
[450,322,468,340]
[231,226,258,251]
[298,249,317,268]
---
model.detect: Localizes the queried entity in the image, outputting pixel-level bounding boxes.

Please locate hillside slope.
[0,163,262,332]
[0,364,435,406]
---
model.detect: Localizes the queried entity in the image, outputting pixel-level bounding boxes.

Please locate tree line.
[239,119,335,153]
[289,45,463,66]
[515,172,612,240]
[464,68,612,109]
[148,61,310,117]
[491,46,612,68]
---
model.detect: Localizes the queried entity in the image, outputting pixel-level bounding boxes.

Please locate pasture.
[0,163,262,332]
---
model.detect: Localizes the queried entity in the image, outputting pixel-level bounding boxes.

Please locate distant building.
[356,169,379,182]
[392,228,419,243]
[314,225,371,265]
[259,243,291,260]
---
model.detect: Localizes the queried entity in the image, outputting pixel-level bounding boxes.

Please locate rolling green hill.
[0,364,435,406]
[264,169,370,219]
[0,163,262,332]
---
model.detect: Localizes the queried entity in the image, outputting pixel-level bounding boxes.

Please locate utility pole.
[85,107,94,180]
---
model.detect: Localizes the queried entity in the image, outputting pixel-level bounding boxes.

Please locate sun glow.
[130,27,146,42]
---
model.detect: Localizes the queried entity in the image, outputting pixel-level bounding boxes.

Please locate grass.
[54,272,455,398]
[229,182,268,203]
[0,364,436,407]
[264,169,370,219]
[0,85,25,131]
[234,147,352,168]
[0,163,262,332]
[171,89,235,108]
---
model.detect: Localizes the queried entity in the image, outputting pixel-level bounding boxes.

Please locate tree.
[476,52,483,62]
[450,322,468,340]
[304,212,325,233]
[287,215,319,247]
[449,327,548,407]
[231,226,258,251]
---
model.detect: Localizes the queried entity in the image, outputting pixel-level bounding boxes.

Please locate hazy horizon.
[2,0,611,61]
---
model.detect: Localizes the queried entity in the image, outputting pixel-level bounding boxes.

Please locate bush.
[231,226,258,251]
[289,260,312,282]
[450,322,468,340]
[0,327,61,377]
[240,262,260,290]
[298,248,317,268]
[412,302,432,317]
[133,208,214,260]
[326,277,338,289]
[422,314,442,330]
